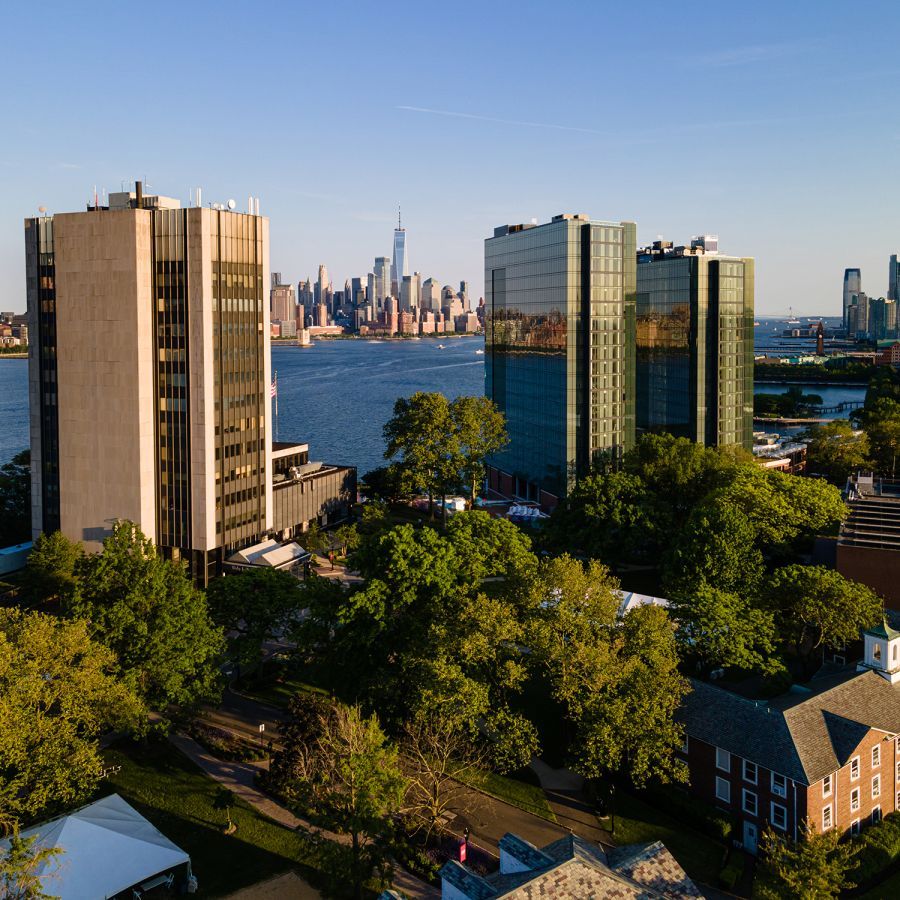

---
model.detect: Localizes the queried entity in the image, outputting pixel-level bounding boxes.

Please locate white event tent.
[1,793,192,899]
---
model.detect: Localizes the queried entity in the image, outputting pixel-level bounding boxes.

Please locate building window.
[873,775,881,799]
[742,789,758,816]
[716,777,731,804]
[873,806,882,824]
[851,818,861,836]
[771,802,787,831]
[851,757,860,781]
[743,760,758,785]
[851,788,860,813]
[716,748,731,773]
[873,745,881,768]
[823,774,833,797]
[772,772,787,798]
[823,805,833,830]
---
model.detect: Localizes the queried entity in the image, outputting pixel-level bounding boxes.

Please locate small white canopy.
[1,793,190,899]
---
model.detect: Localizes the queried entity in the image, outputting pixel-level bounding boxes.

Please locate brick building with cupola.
[677,619,900,854]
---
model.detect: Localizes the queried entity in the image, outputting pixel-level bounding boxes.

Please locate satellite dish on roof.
[227,199,236,210]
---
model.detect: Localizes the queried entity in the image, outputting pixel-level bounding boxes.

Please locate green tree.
[665,498,764,596]
[861,398,900,477]
[206,568,303,671]
[756,825,858,899]
[670,582,782,676]
[384,392,458,518]
[804,420,870,484]
[570,603,689,787]
[66,521,224,712]
[0,826,63,899]
[276,702,406,899]
[544,470,662,565]
[449,395,507,506]
[334,523,360,557]
[445,510,537,583]
[360,464,414,504]
[18,531,83,607]
[0,450,30,548]
[767,565,882,666]
[0,608,144,822]
[303,522,327,555]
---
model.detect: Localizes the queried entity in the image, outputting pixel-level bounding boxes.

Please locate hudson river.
[0,326,868,472]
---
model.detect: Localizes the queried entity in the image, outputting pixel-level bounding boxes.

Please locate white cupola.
[859,619,900,684]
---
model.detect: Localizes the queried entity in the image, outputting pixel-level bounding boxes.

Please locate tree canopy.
[0,450,30,548]
[65,521,224,712]
[0,608,144,823]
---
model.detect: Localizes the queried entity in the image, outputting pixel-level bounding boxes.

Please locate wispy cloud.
[688,41,816,68]
[57,162,81,170]
[396,105,615,137]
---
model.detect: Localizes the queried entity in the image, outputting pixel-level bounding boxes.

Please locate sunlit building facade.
[635,238,754,450]
[485,214,636,505]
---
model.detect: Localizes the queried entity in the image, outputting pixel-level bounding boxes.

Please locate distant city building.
[270,278,296,324]
[890,255,900,303]
[25,183,354,583]
[844,268,862,332]
[400,272,421,312]
[848,291,870,338]
[870,297,898,341]
[458,280,469,309]
[390,209,407,297]
[422,277,441,311]
[373,256,390,308]
[485,214,636,506]
[636,237,754,450]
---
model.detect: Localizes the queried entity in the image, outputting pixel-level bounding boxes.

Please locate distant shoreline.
[0,353,27,360]
[272,333,483,344]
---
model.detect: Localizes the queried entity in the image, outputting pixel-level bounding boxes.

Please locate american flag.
[270,372,277,398]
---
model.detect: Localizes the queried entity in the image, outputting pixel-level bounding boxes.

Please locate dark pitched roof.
[681,671,900,785]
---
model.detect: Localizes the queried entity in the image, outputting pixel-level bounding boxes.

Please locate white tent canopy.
[1,793,191,899]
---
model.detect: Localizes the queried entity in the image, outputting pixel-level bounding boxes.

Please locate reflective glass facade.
[485,217,636,499]
[636,253,753,449]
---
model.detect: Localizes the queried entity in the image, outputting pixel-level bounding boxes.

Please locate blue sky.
[1,0,898,314]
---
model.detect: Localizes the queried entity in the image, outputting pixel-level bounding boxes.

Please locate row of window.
[822,804,881,833]
[714,747,788,798]
[715,778,787,830]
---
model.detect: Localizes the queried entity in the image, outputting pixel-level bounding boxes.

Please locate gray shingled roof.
[681,671,900,786]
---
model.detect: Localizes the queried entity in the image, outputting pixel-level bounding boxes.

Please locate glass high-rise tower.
[635,237,754,450]
[844,268,862,332]
[484,213,636,505]
[390,209,407,298]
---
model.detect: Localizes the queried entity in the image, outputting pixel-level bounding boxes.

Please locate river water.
[0,329,870,470]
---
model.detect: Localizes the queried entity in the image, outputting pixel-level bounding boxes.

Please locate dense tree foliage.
[17,530,82,607]
[0,450,30,548]
[65,522,224,712]
[207,567,304,671]
[0,826,63,899]
[266,698,405,899]
[757,825,858,899]
[0,608,144,823]
[383,392,507,514]
[803,420,870,484]
[754,386,823,418]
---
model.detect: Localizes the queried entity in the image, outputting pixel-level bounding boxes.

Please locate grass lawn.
[606,790,726,887]
[858,868,900,899]
[452,766,557,823]
[102,739,322,898]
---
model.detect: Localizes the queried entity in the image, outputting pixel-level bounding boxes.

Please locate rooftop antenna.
[398,205,402,230]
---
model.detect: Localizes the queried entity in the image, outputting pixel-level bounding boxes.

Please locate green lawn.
[102,739,322,897]
[451,766,557,823]
[238,674,328,709]
[606,790,726,887]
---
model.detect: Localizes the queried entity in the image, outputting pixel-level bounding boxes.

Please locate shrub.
[188,721,268,762]
[719,851,744,890]
[642,784,734,843]
[850,812,900,885]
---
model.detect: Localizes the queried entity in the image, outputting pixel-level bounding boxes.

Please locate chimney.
[135,180,143,209]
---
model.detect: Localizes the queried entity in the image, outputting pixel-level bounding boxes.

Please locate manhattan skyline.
[1,0,899,314]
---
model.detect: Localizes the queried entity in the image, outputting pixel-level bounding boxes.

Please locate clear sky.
[1,0,898,315]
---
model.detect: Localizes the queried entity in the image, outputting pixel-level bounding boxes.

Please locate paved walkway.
[529,759,610,847]
[223,872,321,899]
[310,554,363,585]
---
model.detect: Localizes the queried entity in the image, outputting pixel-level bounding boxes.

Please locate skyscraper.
[422,277,441,311]
[25,183,354,583]
[390,208,407,297]
[458,281,470,309]
[485,214,636,505]
[373,256,390,308]
[889,255,899,302]
[844,268,862,332]
[270,278,296,323]
[635,237,754,450]
[400,272,421,312]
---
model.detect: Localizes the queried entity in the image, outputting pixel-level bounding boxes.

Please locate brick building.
[679,648,900,854]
